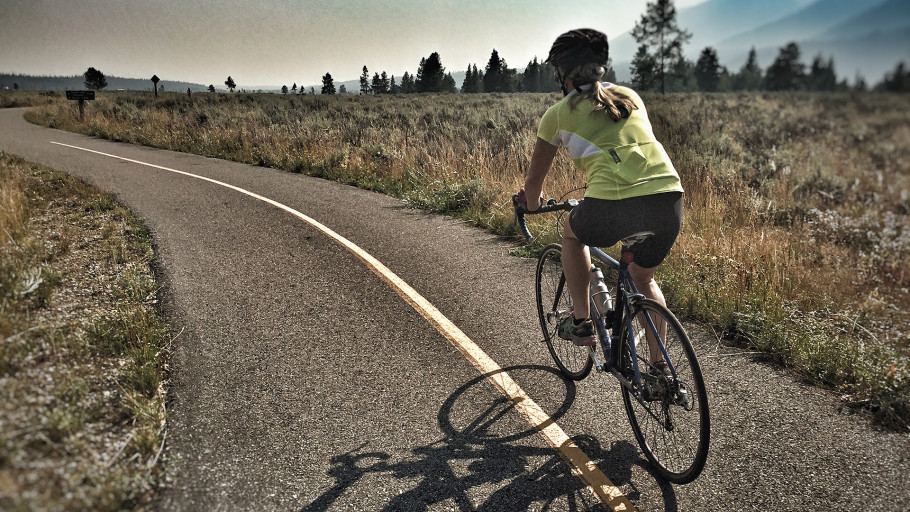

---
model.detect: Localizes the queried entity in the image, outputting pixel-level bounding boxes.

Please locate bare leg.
[629,263,666,307]
[629,263,667,364]
[561,216,591,321]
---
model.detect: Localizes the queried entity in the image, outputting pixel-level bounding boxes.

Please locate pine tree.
[360,66,370,95]
[764,42,804,91]
[539,62,560,92]
[694,47,721,92]
[371,72,383,94]
[483,50,501,92]
[415,58,426,90]
[462,64,483,93]
[718,67,733,91]
[878,61,910,92]
[416,52,446,93]
[631,45,658,91]
[483,49,514,93]
[476,65,486,93]
[807,54,837,91]
[224,75,236,92]
[522,57,542,92]
[668,57,697,92]
[733,47,763,91]
[604,59,618,84]
[461,65,472,93]
[442,73,457,93]
[631,0,691,94]
[84,67,108,90]
[400,72,415,94]
[321,73,336,95]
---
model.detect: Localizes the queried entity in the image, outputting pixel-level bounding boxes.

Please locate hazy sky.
[0,0,708,88]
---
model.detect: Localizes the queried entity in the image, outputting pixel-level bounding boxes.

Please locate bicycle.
[513,192,710,484]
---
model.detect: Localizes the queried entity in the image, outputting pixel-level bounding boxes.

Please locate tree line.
[64,0,909,96]
[626,0,907,93]
[315,50,566,96]
[315,0,907,97]
[313,45,908,96]
[316,0,907,95]
[71,47,909,98]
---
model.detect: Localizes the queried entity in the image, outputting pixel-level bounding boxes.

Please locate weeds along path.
[1,108,907,511]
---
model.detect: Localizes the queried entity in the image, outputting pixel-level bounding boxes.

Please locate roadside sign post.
[65,90,95,120]
[151,75,160,98]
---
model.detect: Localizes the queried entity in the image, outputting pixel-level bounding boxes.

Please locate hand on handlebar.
[515,187,544,213]
[512,190,576,241]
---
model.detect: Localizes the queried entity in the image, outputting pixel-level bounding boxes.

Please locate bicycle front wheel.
[536,244,593,380]
[619,298,709,484]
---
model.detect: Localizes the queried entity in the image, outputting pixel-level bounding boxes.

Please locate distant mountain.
[716,0,880,52]
[609,0,811,69]
[802,26,910,81]
[612,0,909,84]
[729,0,910,81]
[815,0,910,40]
[0,73,212,92]
[677,0,819,54]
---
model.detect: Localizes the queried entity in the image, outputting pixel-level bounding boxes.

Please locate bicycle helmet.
[547,29,610,93]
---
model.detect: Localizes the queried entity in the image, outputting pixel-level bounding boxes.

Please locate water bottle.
[590,266,613,316]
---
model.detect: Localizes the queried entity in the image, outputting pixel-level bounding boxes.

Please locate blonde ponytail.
[570,82,638,122]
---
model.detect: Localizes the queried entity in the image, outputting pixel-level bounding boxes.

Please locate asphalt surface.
[2,108,908,511]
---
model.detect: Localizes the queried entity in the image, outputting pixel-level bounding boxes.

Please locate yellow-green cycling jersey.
[537,83,683,200]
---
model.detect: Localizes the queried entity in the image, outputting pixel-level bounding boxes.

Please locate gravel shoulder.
[0,154,166,510]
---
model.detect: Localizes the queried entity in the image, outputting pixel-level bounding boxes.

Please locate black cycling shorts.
[569,192,683,269]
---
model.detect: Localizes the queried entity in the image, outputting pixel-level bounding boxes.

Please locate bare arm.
[523,137,558,211]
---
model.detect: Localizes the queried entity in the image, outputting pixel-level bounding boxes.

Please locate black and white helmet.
[547,29,610,91]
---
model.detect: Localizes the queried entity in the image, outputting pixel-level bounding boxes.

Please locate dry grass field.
[8,89,910,430]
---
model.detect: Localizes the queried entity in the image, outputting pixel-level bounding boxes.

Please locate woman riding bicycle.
[519,28,684,347]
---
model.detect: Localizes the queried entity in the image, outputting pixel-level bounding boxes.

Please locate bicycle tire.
[536,244,593,380]
[619,298,709,484]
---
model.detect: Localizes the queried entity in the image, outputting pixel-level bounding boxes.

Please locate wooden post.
[65,90,95,121]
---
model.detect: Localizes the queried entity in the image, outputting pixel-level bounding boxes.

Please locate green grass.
[13,88,910,430]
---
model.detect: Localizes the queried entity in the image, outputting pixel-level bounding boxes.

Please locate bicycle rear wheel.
[536,244,593,380]
[619,298,709,484]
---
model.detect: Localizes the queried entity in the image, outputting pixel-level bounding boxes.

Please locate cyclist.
[518,28,683,348]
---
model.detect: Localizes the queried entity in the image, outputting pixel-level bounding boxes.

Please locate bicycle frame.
[512,193,679,395]
[587,246,678,397]
[516,193,710,484]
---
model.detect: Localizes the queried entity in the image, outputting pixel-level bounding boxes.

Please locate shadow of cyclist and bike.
[300,365,678,511]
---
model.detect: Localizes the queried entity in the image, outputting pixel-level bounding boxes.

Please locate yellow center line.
[50,140,636,511]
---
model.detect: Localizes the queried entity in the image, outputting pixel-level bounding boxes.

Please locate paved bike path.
[1,108,907,511]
